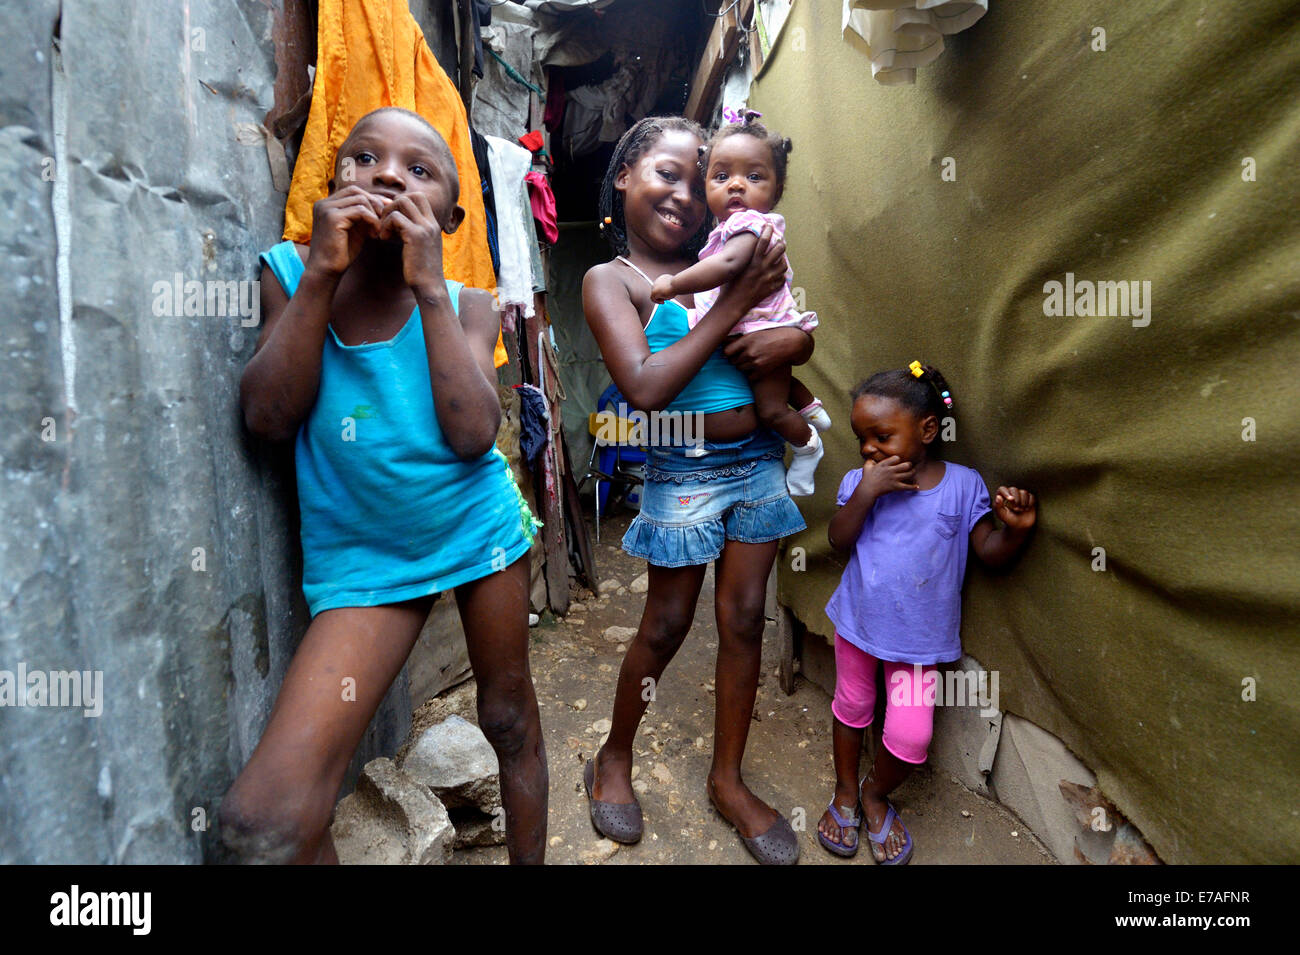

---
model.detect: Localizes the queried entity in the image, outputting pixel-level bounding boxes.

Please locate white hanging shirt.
[842,0,989,85]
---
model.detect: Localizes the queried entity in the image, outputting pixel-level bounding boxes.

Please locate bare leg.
[749,365,813,448]
[218,600,431,864]
[455,553,547,865]
[705,537,782,838]
[788,375,814,413]
[591,562,707,803]
[817,718,866,849]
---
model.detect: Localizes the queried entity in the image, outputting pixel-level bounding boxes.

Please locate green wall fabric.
[752,0,1299,863]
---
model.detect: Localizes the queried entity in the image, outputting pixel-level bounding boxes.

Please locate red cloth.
[525,171,558,244]
[543,70,565,132]
[518,129,545,153]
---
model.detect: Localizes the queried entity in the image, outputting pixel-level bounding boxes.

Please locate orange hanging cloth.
[284,0,507,366]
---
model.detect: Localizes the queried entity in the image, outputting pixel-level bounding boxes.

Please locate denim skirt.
[622,429,807,568]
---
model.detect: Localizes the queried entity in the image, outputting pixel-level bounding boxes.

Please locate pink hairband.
[721,106,761,126]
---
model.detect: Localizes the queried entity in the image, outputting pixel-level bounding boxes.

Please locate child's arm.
[827,457,919,552]
[379,192,502,461]
[970,486,1037,567]
[436,286,504,459]
[584,227,787,412]
[650,232,760,303]
[240,186,385,441]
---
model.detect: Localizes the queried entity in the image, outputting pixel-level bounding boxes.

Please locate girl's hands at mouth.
[308,186,387,277]
[375,193,448,294]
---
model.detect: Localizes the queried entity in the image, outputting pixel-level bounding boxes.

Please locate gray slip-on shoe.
[739,814,800,866]
[583,758,643,844]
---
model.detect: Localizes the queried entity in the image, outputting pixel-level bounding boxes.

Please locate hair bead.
[856,362,955,418]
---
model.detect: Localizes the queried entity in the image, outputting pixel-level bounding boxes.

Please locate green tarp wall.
[753,0,1299,863]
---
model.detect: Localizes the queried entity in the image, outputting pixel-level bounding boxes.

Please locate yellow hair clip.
[909,360,924,378]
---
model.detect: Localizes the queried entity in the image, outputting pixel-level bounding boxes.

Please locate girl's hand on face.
[376,193,448,293]
[994,486,1037,532]
[308,185,386,277]
[860,455,918,497]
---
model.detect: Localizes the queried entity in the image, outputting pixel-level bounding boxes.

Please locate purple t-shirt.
[825,462,991,665]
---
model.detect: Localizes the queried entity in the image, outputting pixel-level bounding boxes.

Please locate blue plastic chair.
[578,384,647,540]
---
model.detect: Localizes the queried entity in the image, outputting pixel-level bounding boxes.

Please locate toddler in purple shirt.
[816,363,1038,864]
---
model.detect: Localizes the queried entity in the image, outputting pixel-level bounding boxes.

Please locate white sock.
[786,428,823,497]
[799,399,832,432]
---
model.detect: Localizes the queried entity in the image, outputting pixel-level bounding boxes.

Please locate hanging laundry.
[525,171,559,244]
[470,126,501,277]
[475,18,539,140]
[543,70,566,134]
[471,0,494,79]
[561,53,661,158]
[486,135,537,318]
[281,0,505,364]
[841,0,989,85]
[519,130,545,154]
[513,383,551,464]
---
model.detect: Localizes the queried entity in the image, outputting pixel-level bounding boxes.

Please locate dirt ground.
[450,509,1054,866]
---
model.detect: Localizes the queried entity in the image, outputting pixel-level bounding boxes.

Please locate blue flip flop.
[817,801,861,857]
[866,800,913,865]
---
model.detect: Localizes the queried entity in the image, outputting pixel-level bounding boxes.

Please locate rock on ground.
[405,680,479,756]
[331,758,454,865]
[399,714,501,813]
[579,838,621,864]
[603,625,638,644]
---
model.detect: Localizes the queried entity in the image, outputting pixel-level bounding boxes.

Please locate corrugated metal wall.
[0,0,420,863]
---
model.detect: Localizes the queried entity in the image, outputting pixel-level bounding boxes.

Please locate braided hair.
[703,110,794,204]
[851,364,956,423]
[597,116,711,257]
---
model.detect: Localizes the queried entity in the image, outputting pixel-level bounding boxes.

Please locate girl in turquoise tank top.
[219,109,547,865]
[580,117,815,864]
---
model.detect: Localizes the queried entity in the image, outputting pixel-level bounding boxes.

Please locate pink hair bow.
[722,106,761,125]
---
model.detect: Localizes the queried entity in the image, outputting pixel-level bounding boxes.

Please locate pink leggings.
[831,633,937,765]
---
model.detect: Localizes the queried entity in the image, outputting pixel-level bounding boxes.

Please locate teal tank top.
[642,301,753,416]
[258,241,538,617]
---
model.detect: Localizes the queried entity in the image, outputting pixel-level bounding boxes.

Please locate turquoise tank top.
[258,241,539,617]
[642,300,753,415]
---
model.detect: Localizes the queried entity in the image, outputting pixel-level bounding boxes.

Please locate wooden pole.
[684,0,754,122]
[457,0,474,109]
